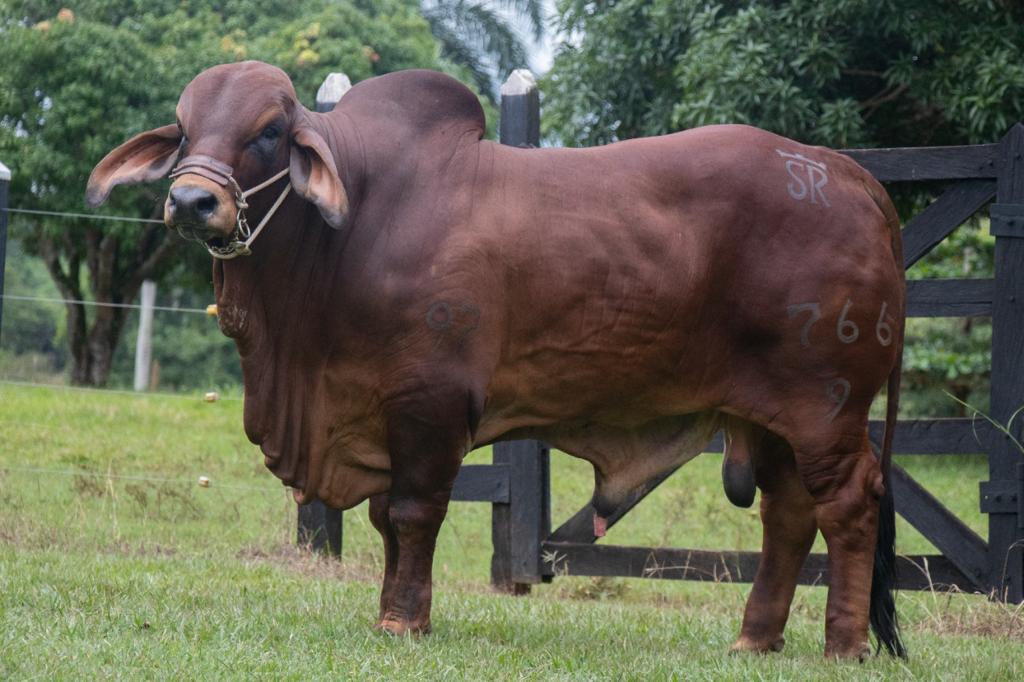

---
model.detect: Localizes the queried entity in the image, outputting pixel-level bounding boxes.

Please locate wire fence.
[0,199,237,393]
[1,293,210,314]
[0,464,281,495]
[0,289,237,392]
[3,206,164,225]
[0,379,243,401]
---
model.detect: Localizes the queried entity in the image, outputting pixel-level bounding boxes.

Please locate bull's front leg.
[373,394,468,636]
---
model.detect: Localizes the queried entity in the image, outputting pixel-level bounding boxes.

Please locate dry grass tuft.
[71,471,109,498]
[915,586,1024,641]
[553,576,629,601]
[235,542,382,583]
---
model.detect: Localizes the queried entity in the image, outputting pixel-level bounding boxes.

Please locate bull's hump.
[336,70,485,140]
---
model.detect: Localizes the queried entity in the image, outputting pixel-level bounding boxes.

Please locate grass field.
[1,382,1023,679]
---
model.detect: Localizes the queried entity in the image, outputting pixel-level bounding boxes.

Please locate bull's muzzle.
[164,168,238,242]
[165,154,292,259]
[166,184,226,241]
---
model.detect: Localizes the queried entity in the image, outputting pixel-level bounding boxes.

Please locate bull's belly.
[476,399,723,513]
[475,348,709,444]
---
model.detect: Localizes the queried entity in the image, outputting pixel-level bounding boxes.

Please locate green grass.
[1,382,1022,680]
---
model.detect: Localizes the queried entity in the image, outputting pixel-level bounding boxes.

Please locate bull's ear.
[85,124,182,207]
[290,125,348,229]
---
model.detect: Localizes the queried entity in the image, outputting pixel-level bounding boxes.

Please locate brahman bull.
[87,61,906,659]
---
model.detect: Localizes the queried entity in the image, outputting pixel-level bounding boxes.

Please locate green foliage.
[0,13,186,221]
[544,0,1024,147]
[0,0,445,221]
[0,0,454,385]
[903,316,991,416]
[911,219,995,281]
[245,0,443,106]
[0,242,242,389]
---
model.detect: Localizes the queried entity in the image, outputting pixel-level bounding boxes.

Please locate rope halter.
[169,154,291,260]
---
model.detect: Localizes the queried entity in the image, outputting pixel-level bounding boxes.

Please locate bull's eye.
[248,122,282,159]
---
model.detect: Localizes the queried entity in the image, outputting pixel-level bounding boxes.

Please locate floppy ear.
[85,124,182,207]
[290,125,348,229]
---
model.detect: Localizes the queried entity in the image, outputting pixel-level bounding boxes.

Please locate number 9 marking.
[825,378,851,422]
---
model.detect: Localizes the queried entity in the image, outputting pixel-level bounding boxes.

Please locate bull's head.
[86,61,348,255]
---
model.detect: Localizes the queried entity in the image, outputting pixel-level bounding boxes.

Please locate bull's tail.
[870,359,906,658]
[867,179,907,659]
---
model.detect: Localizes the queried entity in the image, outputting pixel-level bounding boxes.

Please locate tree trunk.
[64,300,128,387]
[84,300,129,386]
[36,216,180,387]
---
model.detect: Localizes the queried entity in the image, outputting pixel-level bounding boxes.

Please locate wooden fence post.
[295,72,352,557]
[0,160,10,346]
[491,440,551,591]
[490,70,551,592]
[985,122,1024,602]
[498,70,540,151]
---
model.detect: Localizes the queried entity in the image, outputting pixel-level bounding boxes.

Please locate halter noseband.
[169,154,291,260]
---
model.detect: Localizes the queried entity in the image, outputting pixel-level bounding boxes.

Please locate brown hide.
[192,68,904,513]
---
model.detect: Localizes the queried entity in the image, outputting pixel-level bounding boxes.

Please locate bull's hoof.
[824,642,871,662]
[729,635,785,654]
[374,616,431,637]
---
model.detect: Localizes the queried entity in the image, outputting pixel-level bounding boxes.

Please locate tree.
[543,0,1024,415]
[544,0,1024,148]
[422,0,545,100]
[0,13,201,386]
[0,1,443,386]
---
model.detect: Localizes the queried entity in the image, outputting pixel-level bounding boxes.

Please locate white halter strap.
[219,168,292,260]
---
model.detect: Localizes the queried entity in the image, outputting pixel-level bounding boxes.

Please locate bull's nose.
[168,185,219,224]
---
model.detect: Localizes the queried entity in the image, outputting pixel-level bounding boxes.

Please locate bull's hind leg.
[794,429,883,660]
[731,429,817,654]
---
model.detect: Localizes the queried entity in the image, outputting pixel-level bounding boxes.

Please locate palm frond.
[422,1,534,101]
[493,0,546,41]
[457,2,529,76]
[423,6,497,99]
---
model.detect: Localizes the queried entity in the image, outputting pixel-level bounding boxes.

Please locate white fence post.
[0,160,10,347]
[133,279,156,391]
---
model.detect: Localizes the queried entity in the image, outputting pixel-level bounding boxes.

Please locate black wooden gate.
[488,79,1024,604]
